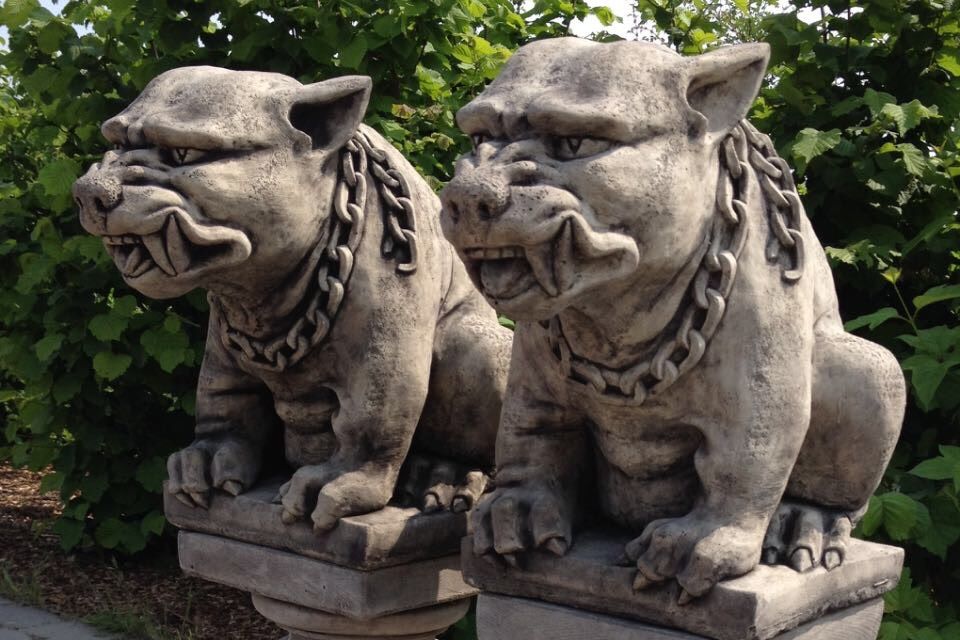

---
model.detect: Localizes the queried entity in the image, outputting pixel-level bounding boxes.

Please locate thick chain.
[549,120,804,402]
[213,130,418,372]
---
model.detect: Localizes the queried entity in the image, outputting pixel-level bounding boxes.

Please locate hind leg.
[767,330,905,570]
[412,298,512,512]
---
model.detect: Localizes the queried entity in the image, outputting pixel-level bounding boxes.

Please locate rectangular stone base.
[164,478,465,569]
[179,531,477,619]
[462,529,903,640]
[476,594,885,640]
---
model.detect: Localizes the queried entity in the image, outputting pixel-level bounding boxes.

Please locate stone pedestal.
[462,528,903,640]
[475,593,884,640]
[166,480,477,639]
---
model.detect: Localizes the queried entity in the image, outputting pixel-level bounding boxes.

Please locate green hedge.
[1,0,959,637]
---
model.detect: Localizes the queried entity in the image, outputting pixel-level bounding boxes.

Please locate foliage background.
[0,0,958,638]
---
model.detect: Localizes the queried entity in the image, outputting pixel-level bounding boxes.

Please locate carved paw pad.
[624,516,763,603]
[166,437,260,509]
[471,484,573,566]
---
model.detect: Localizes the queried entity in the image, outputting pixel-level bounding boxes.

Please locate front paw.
[471,482,573,566]
[624,514,764,603]
[166,436,261,508]
[278,464,394,533]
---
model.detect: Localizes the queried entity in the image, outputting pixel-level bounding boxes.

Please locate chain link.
[548,120,805,402]
[212,131,419,372]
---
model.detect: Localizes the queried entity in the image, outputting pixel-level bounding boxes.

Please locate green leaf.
[39,471,63,493]
[36,157,81,198]
[140,326,188,373]
[896,143,930,177]
[52,517,84,551]
[916,493,960,559]
[0,0,40,29]
[790,128,841,173]
[937,50,960,76]
[340,35,368,69]
[863,88,897,117]
[92,351,133,380]
[34,333,64,362]
[80,472,109,502]
[874,492,924,541]
[135,456,167,492]
[139,510,166,537]
[844,307,904,332]
[51,373,83,403]
[94,517,125,549]
[901,354,953,409]
[859,494,883,536]
[913,285,960,311]
[910,456,958,480]
[88,312,129,342]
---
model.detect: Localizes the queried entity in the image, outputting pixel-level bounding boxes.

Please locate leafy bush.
[0,0,614,554]
[2,0,959,637]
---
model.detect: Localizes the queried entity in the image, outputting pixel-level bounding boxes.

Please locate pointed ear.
[684,43,769,140]
[288,75,372,151]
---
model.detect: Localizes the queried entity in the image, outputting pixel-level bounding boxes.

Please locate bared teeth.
[553,219,576,294]
[143,228,176,276]
[123,245,144,274]
[128,254,154,278]
[165,215,191,273]
[526,243,559,297]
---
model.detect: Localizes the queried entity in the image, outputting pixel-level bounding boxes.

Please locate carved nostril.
[73,171,123,214]
[478,202,492,220]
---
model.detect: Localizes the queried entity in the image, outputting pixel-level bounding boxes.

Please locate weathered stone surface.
[74,66,511,534]
[179,531,477,619]
[475,594,885,640]
[164,478,465,568]
[253,594,469,640]
[462,530,902,640]
[441,36,906,601]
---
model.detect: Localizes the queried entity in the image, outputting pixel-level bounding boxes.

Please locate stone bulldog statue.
[441,39,905,602]
[74,67,511,530]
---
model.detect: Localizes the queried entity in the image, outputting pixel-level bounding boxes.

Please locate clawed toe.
[763,501,853,573]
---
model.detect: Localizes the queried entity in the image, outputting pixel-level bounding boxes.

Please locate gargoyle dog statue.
[75,67,511,531]
[441,38,905,602]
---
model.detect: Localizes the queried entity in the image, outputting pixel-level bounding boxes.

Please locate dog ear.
[684,43,769,140]
[288,75,372,152]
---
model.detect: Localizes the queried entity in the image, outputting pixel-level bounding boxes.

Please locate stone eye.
[163,147,206,166]
[549,136,612,161]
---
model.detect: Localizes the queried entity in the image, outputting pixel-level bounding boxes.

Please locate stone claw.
[790,547,815,573]
[422,493,441,513]
[823,549,842,571]
[501,553,521,568]
[677,589,694,606]
[174,493,195,508]
[221,480,243,496]
[451,496,471,513]
[544,537,568,556]
[281,509,298,525]
[187,491,209,509]
[632,572,654,592]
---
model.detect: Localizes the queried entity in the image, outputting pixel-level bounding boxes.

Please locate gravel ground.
[0,463,282,640]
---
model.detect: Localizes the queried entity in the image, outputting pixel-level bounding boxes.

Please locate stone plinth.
[164,479,466,569]
[169,481,477,639]
[462,529,902,640]
[475,594,885,640]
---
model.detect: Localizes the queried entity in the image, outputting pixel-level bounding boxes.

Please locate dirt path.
[0,463,282,639]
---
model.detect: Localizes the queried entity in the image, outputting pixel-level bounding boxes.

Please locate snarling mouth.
[462,219,575,300]
[102,212,241,280]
